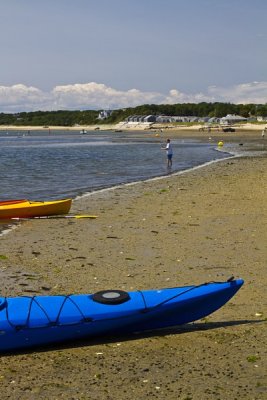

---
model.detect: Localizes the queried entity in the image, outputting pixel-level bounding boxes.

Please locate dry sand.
[0,121,266,133]
[0,132,266,399]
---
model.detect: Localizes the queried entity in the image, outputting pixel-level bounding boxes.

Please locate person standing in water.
[162,138,173,167]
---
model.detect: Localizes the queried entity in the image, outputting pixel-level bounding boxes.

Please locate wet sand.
[0,134,266,399]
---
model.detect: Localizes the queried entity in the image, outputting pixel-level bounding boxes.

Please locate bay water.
[0,130,229,233]
[0,130,228,201]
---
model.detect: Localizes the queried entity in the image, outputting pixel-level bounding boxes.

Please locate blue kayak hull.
[0,279,243,352]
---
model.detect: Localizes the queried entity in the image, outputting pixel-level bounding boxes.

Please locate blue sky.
[0,0,267,112]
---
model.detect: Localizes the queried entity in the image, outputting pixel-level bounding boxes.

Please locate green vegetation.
[0,102,267,126]
[0,110,99,126]
[93,102,267,124]
[247,355,260,363]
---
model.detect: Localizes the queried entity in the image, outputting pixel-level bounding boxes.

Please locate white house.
[220,114,247,125]
[98,110,113,120]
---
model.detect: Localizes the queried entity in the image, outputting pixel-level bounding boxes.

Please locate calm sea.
[0,130,229,231]
[0,130,229,200]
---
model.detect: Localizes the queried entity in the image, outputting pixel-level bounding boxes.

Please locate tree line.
[0,102,267,126]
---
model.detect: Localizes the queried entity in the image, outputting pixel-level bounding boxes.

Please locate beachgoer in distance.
[162,138,173,167]
[262,127,266,139]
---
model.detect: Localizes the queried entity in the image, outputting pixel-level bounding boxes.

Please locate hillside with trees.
[0,102,267,126]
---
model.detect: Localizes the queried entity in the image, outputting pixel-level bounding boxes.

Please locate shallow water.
[0,130,228,200]
[0,130,230,234]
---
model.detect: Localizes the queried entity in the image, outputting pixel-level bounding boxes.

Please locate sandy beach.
[0,121,266,134]
[0,130,266,399]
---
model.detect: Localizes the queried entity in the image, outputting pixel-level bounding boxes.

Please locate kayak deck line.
[2,295,93,331]
[11,214,98,220]
[138,277,237,312]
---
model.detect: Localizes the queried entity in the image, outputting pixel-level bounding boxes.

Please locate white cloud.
[0,81,266,113]
[207,82,267,104]
[52,83,163,110]
[0,84,50,112]
[164,89,210,104]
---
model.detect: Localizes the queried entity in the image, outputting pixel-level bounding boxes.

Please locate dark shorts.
[167,154,173,160]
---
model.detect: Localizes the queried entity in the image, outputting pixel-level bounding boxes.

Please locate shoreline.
[74,153,235,202]
[0,147,266,398]
[1,123,266,150]
[0,121,266,133]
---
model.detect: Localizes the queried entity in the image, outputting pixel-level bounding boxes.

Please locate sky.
[0,0,267,112]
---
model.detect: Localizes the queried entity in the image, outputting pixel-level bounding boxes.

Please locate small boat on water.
[0,198,72,219]
[0,278,243,352]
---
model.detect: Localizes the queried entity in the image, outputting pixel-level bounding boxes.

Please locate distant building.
[126,115,155,123]
[144,115,157,123]
[156,115,173,123]
[98,110,113,120]
[125,115,203,124]
[257,116,267,122]
[123,113,252,126]
[220,114,247,124]
[208,117,221,124]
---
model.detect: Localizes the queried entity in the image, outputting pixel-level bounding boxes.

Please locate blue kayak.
[0,278,243,352]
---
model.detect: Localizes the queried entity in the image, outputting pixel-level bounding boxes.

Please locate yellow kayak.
[0,198,72,219]
[0,199,28,206]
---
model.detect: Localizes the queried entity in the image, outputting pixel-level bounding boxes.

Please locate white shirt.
[166,142,173,155]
